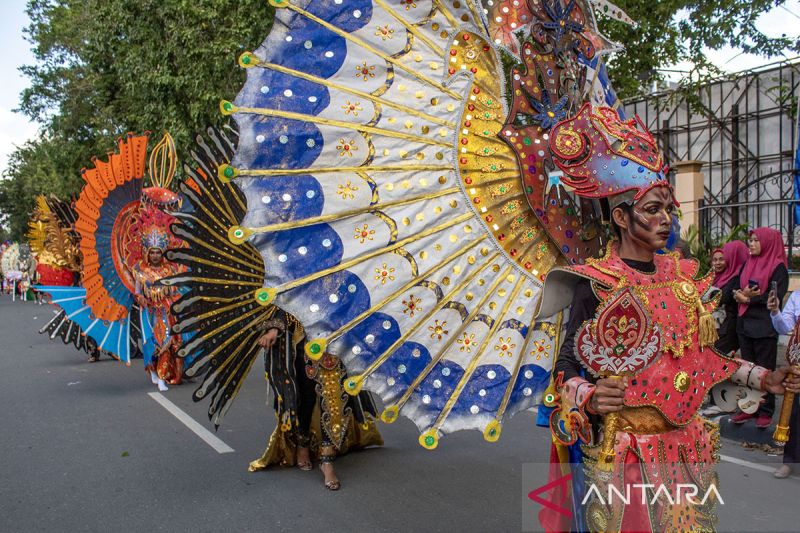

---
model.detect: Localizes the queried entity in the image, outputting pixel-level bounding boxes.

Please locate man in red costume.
[537,104,800,532]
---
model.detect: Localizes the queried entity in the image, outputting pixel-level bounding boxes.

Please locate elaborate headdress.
[142,132,181,210]
[138,207,174,254]
[136,132,181,256]
[549,103,672,205]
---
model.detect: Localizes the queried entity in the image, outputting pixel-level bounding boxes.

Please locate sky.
[0,0,38,180]
[1,0,800,179]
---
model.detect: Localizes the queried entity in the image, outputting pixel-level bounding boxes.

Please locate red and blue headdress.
[549,103,673,205]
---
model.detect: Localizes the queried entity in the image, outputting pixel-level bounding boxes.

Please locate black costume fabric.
[160,128,382,468]
[250,310,382,470]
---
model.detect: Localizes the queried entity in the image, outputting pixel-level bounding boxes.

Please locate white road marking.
[720,454,781,474]
[148,392,234,454]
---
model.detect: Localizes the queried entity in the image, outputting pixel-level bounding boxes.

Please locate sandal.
[296,446,312,471]
[319,454,340,491]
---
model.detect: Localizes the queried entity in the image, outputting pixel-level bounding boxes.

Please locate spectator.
[732,228,789,428]
[712,241,749,354]
[767,288,800,478]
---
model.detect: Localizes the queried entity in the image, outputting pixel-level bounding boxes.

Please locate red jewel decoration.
[448,68,456,75]
[468,104,475,111]
[460,138,468,145]
[498,234,505,241]
[464,177,472,184]
[473,197,480,204]
[524,262,532,269]
[510,249,517,257]
[473,87,480,94]
[450,50,457,56]
[463,34,470,40]
[485,215,493,223]
[460,157,468,164]
[464,120,471,127]
[470,67,477,73]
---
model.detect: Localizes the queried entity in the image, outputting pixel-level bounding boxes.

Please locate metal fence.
[624,58,800,264]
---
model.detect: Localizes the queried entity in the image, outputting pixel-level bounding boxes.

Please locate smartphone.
[748,279,760,290]
[770,281,778,299]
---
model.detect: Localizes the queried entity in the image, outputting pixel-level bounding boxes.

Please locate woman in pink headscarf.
[712,240,749,354]
[732,227,789,427]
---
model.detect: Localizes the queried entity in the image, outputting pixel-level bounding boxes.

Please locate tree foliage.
[601,0,799,98]
[1,0,274,240]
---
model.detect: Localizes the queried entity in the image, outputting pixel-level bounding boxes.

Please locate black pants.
[784,396,800,464]
[739,334,778,417]
[294,352,317,439]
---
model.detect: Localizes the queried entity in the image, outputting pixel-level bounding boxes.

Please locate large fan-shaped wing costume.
[37,134,186,365]
[27,194,95,353]
[168,0,636,447]
[28,195,81,286]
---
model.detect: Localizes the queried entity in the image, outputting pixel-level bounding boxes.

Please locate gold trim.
[350,251,501,386]
[233,104,452,147]
[245,187,460,234]
[324,236,488,343]
[275,212,475,293]
[252,60,455,127]
[165,274,262,288]
[493,310,558,425]
[388,264,514,414]
[169,228,264,272]
[183,306,266,370]
[430,275,526,432]
[372,0,445,56]
[432,0,460,26]
[465,0,485,30]
[233,164,453,177]
[285,1,462,100]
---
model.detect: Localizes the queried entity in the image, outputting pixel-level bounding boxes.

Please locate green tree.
[0,136,85,241]
[1,0,274,239]
[600,0,799,98]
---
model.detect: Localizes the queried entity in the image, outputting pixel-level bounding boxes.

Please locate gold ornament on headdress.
[147,132,177,190]
[27,195,81,271]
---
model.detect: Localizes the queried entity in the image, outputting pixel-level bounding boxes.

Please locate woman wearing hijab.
[732,227,789,427]
[712,241,750,354]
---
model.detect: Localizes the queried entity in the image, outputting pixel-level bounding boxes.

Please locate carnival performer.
[711,241,749,354]
[535,105,800,532]
[248,308,383,490]
[161,128,382,489]
[132,215,183,391]
[36,132,188,373]
[768,288,800,479]
[731,228,789,427]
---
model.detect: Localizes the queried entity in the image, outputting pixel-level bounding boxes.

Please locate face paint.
[623,187,675,252]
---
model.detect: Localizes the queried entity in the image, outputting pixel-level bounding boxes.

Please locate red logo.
[528,472,573,518]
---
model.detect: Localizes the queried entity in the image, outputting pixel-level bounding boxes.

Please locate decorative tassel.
[696,299,718,348]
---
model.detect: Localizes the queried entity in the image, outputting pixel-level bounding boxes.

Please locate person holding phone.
[768,288,800,478]
[732,227,789,427]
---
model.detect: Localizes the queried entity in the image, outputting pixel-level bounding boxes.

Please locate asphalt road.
[1,297,798,532]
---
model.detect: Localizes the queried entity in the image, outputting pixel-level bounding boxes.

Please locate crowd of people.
[710,230,800,478]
